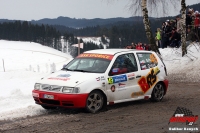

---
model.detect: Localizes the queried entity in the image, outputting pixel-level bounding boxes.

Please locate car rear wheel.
[86,91,104,113]
[41,105,57,110]
[151,83,165,102]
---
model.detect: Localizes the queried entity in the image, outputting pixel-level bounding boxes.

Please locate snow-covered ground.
[160,43,200,83]
[0,40,73,120]
[0,40,199,120]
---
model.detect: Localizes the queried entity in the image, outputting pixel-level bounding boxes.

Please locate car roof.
[84,49,149,55]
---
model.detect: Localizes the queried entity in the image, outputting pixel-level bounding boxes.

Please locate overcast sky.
[0,0,199,21]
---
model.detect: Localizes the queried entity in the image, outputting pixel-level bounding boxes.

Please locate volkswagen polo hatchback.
[32,49,168,113]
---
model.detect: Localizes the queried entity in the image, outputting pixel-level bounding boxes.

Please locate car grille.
[61,101,74,106]
[41,84,62,92]
[40,98,60,105]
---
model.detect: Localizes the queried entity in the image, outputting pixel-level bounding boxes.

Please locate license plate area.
[44,94,54,99]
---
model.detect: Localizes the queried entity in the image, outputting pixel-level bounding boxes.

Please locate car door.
[136,52,160,96]
[106,53,142,102]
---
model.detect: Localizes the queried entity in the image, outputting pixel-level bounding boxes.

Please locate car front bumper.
[32,90,89,108]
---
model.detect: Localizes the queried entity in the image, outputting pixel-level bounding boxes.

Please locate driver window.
[109,53,138,76]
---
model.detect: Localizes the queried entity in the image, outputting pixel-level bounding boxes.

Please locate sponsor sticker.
[127,73,135,77]
[117,83,126,91]
[138,67,160,93]
[101,76,105,80]
[110,85,115,92]
[96,77,100,81]
[118,83,126,88]
[127,73,135,80]
[77,53,114,60]
[150,53,158,63]
[131,91,144,98]
[108,75,127,84]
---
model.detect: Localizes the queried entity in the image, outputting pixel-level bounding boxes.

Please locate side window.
[109,53,138,76]
[137,53,158,70]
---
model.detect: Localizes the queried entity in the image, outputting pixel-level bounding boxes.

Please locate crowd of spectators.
[124,42,151,50]
[125,8,200,50]
[157,8,199,49]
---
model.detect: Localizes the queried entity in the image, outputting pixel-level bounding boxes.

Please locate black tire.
[85,91,104,113]
[41,105,57,110]
[151,83,165,102]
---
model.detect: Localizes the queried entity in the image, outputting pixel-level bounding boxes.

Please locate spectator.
[176,15,185,34]
[131,43,136,49]
[136,43,144,50]
[190,8,195,17]
[186,12,193,29]
[194,11,200,37]
[186,28,197,47]
[155,28,161,48]
[143,43,149,50]
[189,8,196,30]
[169,28,181,48]
[162,21,171,48]
[170,19,176,28]
[125,45,132,49]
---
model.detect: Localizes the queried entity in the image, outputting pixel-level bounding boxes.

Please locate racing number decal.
[108,77,114,84]
[138,68,159,93]
[108,75,127,84]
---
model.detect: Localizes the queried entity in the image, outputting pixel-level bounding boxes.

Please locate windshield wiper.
[61,68,72,71]
[72,69,91,72]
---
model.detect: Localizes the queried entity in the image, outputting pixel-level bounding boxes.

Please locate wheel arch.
[89,89,107,106]
[157,81,167,95]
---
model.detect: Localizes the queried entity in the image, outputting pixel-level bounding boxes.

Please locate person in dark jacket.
[162,22,172,48]
[169,28,181,48]
[186,28,197,47]
[186,12,193,29]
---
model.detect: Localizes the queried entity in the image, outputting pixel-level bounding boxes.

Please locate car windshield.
[63,58,111,73]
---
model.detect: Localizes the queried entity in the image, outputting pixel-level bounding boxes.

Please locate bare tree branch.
[125,0,180,17]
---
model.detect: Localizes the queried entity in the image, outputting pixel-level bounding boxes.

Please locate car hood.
[37,70,103,87]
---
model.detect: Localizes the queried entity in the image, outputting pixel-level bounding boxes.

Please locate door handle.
[136,75,141,78]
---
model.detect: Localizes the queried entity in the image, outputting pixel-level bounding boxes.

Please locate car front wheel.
[85,91,104,113]
[151,83,165,102]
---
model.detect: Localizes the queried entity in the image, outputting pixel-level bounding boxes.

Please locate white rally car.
[32,49,169,113]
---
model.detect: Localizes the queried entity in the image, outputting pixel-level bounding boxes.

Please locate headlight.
[62,87,80,93]
[34,83,41,90]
